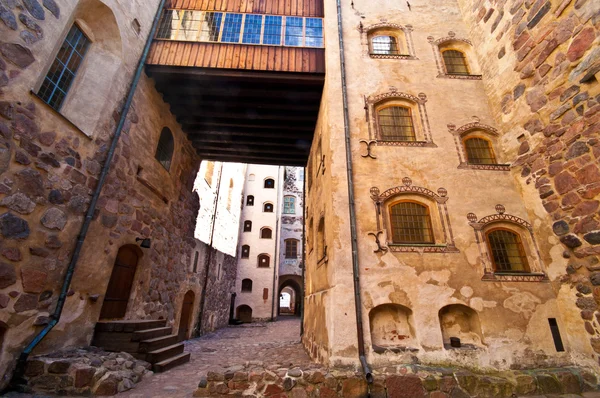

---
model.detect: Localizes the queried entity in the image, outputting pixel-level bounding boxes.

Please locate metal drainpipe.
[197,162,224,335]
[10,0,167,387]
[335,0,373,384]
[300,167,306,336]
[270,166,283,321]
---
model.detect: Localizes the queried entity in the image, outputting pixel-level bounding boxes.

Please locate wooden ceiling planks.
[166,0,323,17]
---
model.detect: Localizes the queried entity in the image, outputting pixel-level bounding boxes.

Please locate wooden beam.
[191,138,308,147]
[178,112,317,122]
[192,144,308,156]
[182,121,315,131]
[186,130,312,140]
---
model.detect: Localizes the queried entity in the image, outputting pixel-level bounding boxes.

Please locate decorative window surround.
[428,32,482,80]
[360,22,417,60]
[448,119,510,171]
[467,205,548,282]
[366,90,436,147]
[370,177,459,253]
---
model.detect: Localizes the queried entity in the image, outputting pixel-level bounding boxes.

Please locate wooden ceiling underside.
[146,65,324,166]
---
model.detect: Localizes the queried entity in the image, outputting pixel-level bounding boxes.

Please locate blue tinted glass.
[305,18,323,47]
[221,13,242,43]
[285,17,303,46]
[263,15,282,45]
[242,14,262,44]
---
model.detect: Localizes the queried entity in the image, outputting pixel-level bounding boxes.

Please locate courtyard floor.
[119,316,311,398]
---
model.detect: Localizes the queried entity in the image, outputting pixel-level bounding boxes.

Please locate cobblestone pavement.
[120,316,310,398]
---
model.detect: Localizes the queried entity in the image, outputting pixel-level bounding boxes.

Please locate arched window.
[285,239,298,258]
[243,221,252,232]
[283,196,296,214]
[258,254,270,267]
[260,227,272,239]
[377,106,416,142]
[464,137,496,165]
[264,178,275,188]
[155,127,174,171]
[486,229,529,272]
[317,217,326,259]
[263,202,274,212]
[241,245,250,258]
[371,35,399,55]
[248,174,256,181]
[241,278,253,292]
[389,201,433,244]
[246,195,254,206]
[442,49,469,75]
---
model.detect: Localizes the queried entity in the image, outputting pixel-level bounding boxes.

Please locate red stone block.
[567,27,596,62]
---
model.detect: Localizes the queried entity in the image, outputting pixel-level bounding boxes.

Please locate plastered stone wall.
[304,0,594,372]
[454,0,600,366]
[234,165,281,321]
[0,0,220,388]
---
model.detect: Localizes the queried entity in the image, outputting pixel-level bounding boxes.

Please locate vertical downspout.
[300,167,306,336]
[197,162,224,335]
[335,0,373,384]
[11,0,167,386]
[270,166,283,321]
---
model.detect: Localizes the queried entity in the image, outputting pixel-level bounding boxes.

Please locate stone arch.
[237,305,253,323]
[369,303,416,350]
[438,304,483,348]
[278,276,302,316]
[56,0,124,136]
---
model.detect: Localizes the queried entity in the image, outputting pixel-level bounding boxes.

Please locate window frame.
[257,253,271,268]
[263,202,274,213]
[430,36,482,80]
[485,227,530,273]
[243,220,252,232]
[376,104,417,142]
[260,227,273,239]
[264,178,275,189]
[241,278,253,292]
[285,239,299,259]
[463,136,497,165]
[448,122,509,171]
[246,195,254,206]
[441,49,470,76]
[155,127,175,172]
[283,196,296,214]
[241,244,250,258]
[364,23,416,60]
[388,200,435,245]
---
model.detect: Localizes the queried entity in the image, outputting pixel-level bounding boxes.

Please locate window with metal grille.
[486,229,529,272]
[390,202,434,244]
[264,178,275,188]
[155,128,174,171]
[464,137,496,165]
[285,17,303,46]
[285,239,298,258]
[442,50,469,75]
[38,25,90,111]
[241,278,252,292]
[243,221,252,232]
[246,195,254,206]
[283,196,295,214]
[378,106,416,141]
[260,228,272,239]
[371,35,399,55]
[241,245,250,258]
[258,254,270,267]
[263,202,274,212]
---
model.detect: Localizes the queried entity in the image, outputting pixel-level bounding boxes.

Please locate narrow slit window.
[548,318,565,352]
[222,13,243,43]
[443,50,469,75]
[38,25,91,111]
[263,15,282,45]
[155,128,174,171]
[486,229,529,272]
[371,35,399,55]
[378,106,416,142]
[390,202,434,244]
[243,221,252,232]
[241,245,250,258]
[242,14,262,44]
[285,17,303,46]
[464,137,496,165]
[192,251,199,273]
[246,195,254,206]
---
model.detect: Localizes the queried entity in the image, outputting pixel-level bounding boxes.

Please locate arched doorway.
[99,245,141,319]
[178,290,195,341]
[237,305,253,323]
[278,277,302,317]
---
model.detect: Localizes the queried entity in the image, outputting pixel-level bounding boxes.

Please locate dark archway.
[100,245,142,319]
[178,290,195,341]
[237,305,253,323]
[278,277,302,317]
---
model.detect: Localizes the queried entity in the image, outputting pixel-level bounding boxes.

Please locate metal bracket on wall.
[359,140,377,159]
[368,231,388,253]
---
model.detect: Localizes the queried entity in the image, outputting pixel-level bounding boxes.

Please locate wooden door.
[237,305,252,323]
[99,246,139,319]
[178,291,195,341]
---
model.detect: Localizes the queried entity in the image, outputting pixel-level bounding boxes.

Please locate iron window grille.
[389,202,434,244]
[155,128,174,171]
[486,229,530,272]
[156,10,324,48]
[38,25,91,111]
[371,35,400,55]
[464,137,496,165]
[378,106,416,141]
[442,50,469,75]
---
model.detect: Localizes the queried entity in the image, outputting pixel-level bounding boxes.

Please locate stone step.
[91,332,140,353]
[152,352,191,373]
[145,343,185,364]
[138,334,180,353]
[95,319,167,333]
[132,326,172,342]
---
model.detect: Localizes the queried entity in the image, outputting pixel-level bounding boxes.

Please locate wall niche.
[369,304,417,352]
[438,304,484,349]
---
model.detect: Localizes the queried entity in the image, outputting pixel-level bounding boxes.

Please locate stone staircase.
[91,320,190,373]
